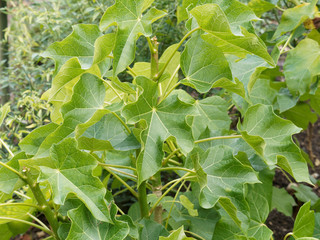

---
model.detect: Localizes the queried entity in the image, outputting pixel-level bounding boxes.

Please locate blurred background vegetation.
[0,0,185,158]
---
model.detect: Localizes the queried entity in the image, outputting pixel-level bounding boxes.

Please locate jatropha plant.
[1,0,320,239]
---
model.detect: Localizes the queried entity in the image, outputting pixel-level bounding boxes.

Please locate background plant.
[0,0,320,239]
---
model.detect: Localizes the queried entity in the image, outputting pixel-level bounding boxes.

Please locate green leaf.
[100,0,166,75]
[272,0,318,40]
[314,213,320,238]
[159,226,194,240]
[76,113,134,151]
[282,103,317,130]
[0,224,12,240]
[272,187,296,217]
[180,35,232,93]
[248,0,276,17]
[290,184,319,207]
[122,77,196,184]
[0,204,34,224]
[35,73,108,157]
[197,145,259,214]
[0,103,10,126]
[192,96,231,140]
[190,4,274,66]
[139,219,169,239]
[167,191,220,240]
[0,152,27,194]
[310,88,320,115]
[43,24,113,74]
[38,138,111,222]
[293,202,315,238]
[249,78,277,106]
[239,104,310,183]
[66,203,129,240]
[19,123,59,156]
[283,38,320,96]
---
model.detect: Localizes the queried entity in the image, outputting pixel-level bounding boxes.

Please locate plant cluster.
[0,0,320,239]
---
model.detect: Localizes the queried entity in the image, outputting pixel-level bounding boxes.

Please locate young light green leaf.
[38,138,111,222]
[239,104,310,183]
[122,77,196,184]
[272,0,318,40]
[159,226,194,240]
[180,35,232,93]
[197,145,259,213]
[100,0,166,75]
[190,4,274,66]
[66,203,129,240]
[283,38,320,96]
[293,202,315,238]
[35,73,108,157]
[272,187,296,217]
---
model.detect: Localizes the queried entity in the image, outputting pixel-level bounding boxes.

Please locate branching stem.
[0,217,52,235]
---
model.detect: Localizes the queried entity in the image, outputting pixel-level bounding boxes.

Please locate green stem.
[159,167,195,173]
[98,163,136,172]
[283,232,293,240]
[165,180,185,229]
[111,112,131,134]
[162,148,180,166]
[0,138,14,157]
[195,135,242,144]
[24,171,60,240]
[0,217,52,235]
[153,27,201,82]
[279,30,295,55]
[0,161,26,180]
[127,66,137,77]
[138,181,149,218]
[161,178,180,191]
[108,167,137,179]
[152,171,162,224]
[101,78,123,101]
[150,172,191,215]
[149,36,159,80]
[159,82,181,104]
[168,159,182,166]
[159,64,180,101]
[103,167,138,198]
[27,213,51,232]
